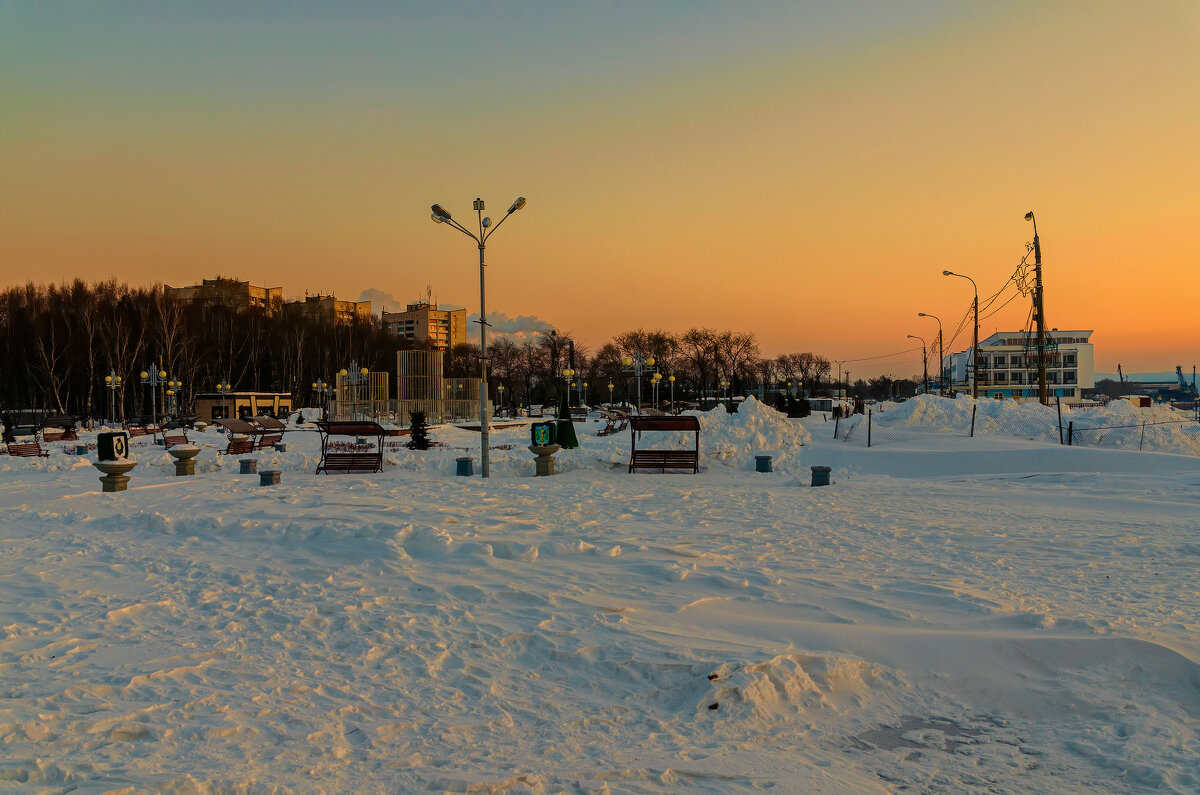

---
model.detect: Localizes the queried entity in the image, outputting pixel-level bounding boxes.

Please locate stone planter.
[168,444,200,476]
[93,458,138,492]
[528,444,560,477]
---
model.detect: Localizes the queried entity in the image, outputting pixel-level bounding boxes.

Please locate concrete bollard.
[240,458,259,475]
[259,470,281,486]
[456,456,474,477]
[810,465,832,487]
[755,455,773,473]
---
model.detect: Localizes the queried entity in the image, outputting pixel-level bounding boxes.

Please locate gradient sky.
[2,1,1197,379]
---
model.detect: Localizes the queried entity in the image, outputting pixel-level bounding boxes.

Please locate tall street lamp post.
[943,270,980,398]
[651,372,662,409]
[430,196,526,478]
[668,374,675,414]
[907,335,928,392]
[607,381,614,406]
[917,312,945,395]
[104,371,123,425]
[834,360,846,401]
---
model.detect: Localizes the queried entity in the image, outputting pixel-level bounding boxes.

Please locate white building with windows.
[943,330,1095,403]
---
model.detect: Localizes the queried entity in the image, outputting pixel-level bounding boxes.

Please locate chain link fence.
[832,396,1200,457]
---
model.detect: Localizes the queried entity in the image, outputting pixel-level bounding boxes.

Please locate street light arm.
[481,209,515,242]
[441,217,481,242]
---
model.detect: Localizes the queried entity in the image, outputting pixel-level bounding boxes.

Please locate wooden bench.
[596,421,615,437]
[163,431,189,448]
[42,428,79,442]
[628,415,700,473]
[126,426,155,437]
[255,432,283,450]
[7,440,49,458]
[222,439,254,455]
[315,451,383,474]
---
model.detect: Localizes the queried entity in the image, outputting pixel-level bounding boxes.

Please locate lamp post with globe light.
[104,371,123,425]
[215,381,233,421]
[668,374,676,414]
[310,378,332,421]
[430,196,526,478]
[140,363,168,443]
[620,353,656,415]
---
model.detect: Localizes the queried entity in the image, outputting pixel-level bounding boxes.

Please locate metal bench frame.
[628,415,700,473]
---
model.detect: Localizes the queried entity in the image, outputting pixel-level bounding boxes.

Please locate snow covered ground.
[1,398,1197,792]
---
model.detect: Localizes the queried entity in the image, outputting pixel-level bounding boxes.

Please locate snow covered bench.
[315,421,385,474]
[163,431,189,448]
[628,416,700,473]
[7,440,49,458]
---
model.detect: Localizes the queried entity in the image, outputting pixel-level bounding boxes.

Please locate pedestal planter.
[755,455,773,473]
[168,444,200,476]
[93,459,138,492]
[259,470,281,486]
[456,457,473,477]
[810,465,831,487]
[528,444,560,477]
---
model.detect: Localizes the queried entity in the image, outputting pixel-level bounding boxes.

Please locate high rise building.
[382,302,467,350]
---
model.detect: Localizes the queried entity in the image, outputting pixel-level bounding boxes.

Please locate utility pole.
[1027,211,1048,405]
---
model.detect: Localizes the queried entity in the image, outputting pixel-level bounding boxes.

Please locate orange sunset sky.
[1,1,1196,379]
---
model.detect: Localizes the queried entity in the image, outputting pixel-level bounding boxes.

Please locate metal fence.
[833,398,1200,456]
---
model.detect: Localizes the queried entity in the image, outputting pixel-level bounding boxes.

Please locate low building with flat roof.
[286,294,371,325]
[165,277,283,316]
[944,329,1095,403]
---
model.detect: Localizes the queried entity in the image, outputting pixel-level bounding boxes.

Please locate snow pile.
[691,397,811,470]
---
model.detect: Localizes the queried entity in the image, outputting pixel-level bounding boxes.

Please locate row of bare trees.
[0,281,403,420]
[0,280,842,420]
[482,327,834,410]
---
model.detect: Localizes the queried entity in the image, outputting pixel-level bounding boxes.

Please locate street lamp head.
[942,270,954,277]
[621,356,632,367]
[430,213,444,224]
[669,375,675,382]
[918,312,928,317]
[508,196,526,214]
[1024,211,1034,221]
[645,356,655,367]
[339,368,348,377]
[431,204,451,221]
[105,375,112,384]
[360,367,369,376]
[140,371,149,379]
[482,217,491,228]
[473,198,485,212]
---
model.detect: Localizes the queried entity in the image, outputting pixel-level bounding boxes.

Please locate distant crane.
[1175,365,1198,396]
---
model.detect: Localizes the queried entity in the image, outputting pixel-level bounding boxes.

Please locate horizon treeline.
[0,279,871,420]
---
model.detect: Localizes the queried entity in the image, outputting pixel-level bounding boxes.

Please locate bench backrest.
[629,416,700,432]
[8,441,43,456]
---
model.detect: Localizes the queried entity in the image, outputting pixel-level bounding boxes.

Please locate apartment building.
[286,294,372,325]
[944,330,1095,402]
[382,302,467,350]
[165,277,283,316]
